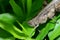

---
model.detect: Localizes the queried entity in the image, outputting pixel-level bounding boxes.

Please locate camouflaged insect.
[28,0,60,27]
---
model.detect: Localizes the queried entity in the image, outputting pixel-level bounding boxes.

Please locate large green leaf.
[0,13,15,24]
[0,13,28,39]
[0,28,15,40]
[56,37,60,40]
[36,20,55,40]
[9,0,24,22]
[26,0,32,19]
[48,19,60,40]
[14,21,35,39]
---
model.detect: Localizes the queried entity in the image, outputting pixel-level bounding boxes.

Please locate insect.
[28,0,60,27]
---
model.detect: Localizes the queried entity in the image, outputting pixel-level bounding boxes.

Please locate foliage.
[0,0,60,40]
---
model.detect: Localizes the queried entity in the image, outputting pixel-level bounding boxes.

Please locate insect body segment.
[28,17,39,27]
[28,0,60,27]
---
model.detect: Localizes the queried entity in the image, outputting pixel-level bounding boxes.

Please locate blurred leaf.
[25,37,35,40]
[48,0,52,3]
[0,13,28,39]
[9,0,24,21]
[48,19,60,40]
[0,21,28,39]
[0,13,15,24]
[21,0,26,13]
[0,28,15,40]
[36,21,55,40]
[17,21,26,32]
[32,0,44,12]
[22,21,35,37]
[26,0,32,19]
[17,21,35,38]
[56,37,60,40]
[27,0,44,20]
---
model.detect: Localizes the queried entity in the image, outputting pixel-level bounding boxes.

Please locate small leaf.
[0,22,28,39]
[26,0,32,19]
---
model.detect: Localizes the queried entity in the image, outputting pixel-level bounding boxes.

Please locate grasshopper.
[28,0,60,27]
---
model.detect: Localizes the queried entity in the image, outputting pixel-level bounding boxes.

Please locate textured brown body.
[28,0,60,27]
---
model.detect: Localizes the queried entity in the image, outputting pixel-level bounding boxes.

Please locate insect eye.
[28,21,34,27]
[34,24,39,27]
[34,24,37,27]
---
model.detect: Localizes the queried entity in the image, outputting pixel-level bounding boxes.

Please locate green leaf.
[0,0,9,12]
[48,0,52,3]
[0,13,28,39]
[36,21,55,40]
[22,21,35,37]
[17,21,35,37]
[56,37,60,40]
[9,0,24,20]
[0,13,15,24]
[0,21,28,39]
[0,28,15,40]
[32,0,44,12]
[28,0,44,20]
[25,37,35,40]
[26,0,32,19]
[48,19,60,40]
